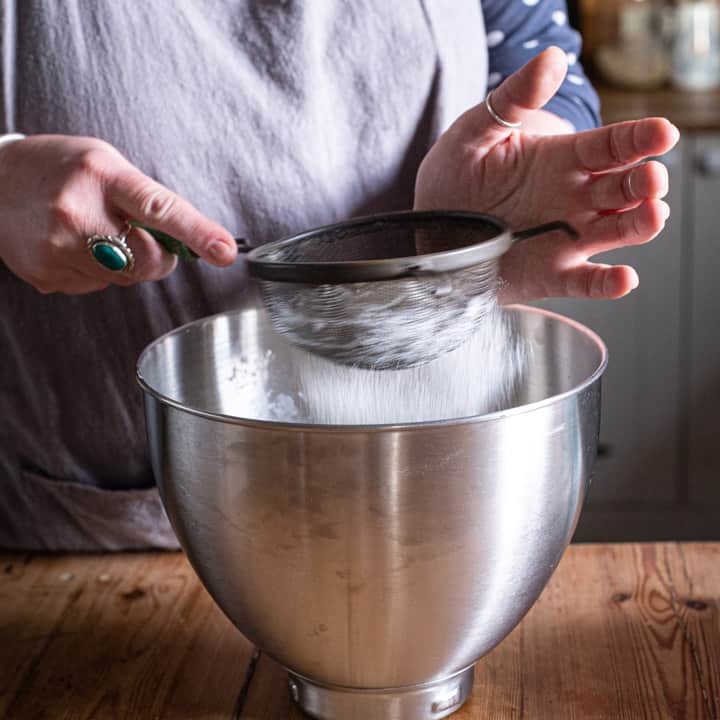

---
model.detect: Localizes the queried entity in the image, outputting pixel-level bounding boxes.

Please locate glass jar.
[669,0,720,91]
[589,0,671,88]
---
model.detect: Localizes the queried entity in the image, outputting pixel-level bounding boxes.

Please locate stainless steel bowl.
[137,301,606,720]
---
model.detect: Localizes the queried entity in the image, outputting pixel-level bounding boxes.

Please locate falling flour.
[294,307,528,424]
[224,307,529,425]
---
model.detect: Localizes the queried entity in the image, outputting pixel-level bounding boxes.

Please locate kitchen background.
[553,0,720,541]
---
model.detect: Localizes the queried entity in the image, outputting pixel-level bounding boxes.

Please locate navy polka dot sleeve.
[482,0,601,131]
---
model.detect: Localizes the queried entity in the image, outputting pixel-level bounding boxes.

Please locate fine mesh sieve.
[139,211,576,370]
[245,211,577,369]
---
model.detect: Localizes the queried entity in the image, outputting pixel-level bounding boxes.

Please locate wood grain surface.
[1,544,718,719]
[0,553,254,720]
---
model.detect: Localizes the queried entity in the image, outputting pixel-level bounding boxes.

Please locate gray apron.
[0,0,487,550]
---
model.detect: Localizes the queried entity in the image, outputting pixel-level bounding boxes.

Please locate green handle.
[129,221,199,261]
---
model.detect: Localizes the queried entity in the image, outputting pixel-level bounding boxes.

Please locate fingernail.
[208,241,234,264]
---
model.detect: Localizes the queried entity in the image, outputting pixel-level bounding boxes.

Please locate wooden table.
[1,543,718,719]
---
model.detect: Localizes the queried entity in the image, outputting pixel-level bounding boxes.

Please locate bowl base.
[286,665,474,719]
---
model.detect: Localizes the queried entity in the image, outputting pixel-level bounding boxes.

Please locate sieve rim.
[246,210,514,283]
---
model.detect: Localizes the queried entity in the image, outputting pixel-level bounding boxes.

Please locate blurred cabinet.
[537,135,720,541]
[688,134,720,509]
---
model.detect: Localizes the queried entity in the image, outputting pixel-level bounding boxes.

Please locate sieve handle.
[129,222,251,260]
[512,221,579,242]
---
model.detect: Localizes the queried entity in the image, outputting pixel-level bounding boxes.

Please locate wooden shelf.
[598,83,720,130]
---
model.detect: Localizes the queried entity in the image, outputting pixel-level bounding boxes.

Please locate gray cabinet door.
[688,133,720,507]
[536,142,685,509]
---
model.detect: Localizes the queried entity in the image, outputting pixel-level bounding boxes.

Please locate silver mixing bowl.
[137,301,606,720]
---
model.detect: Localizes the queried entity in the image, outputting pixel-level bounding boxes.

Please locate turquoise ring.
[86,224,135,272]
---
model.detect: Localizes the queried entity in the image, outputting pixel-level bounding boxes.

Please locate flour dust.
[259,261,500,370]
[223,307,530,425]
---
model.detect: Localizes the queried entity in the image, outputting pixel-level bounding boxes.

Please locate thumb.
[107,163,237,267]
[461,46,568,145]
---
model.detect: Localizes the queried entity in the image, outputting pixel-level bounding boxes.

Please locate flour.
[223,350,303,421]
[259,260,500,370]
[293,307,529,424]
[224,307,529,425]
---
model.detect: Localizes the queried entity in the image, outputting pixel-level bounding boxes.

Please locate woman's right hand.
[0,134,237,294]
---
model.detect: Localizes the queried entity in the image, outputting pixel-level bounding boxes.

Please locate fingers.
[41,231,177,293]
[492,47,568,121]
[560,263,639,300]
[569,118,680,173]
[457,46,568,143]
[500,260,639,303]
[498,198,668,303]
[582,198,670,254]
[76,225,178,285]
[106,164,236,266]
[589,161,669,211]
[2,133,227,296]
[124,226,179,280]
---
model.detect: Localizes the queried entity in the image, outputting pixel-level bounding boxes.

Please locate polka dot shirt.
[483,0,601,131]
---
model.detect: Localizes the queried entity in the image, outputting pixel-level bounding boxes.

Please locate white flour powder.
[261,263,501,370]
[224,308,529,425]
[294,308,528,424]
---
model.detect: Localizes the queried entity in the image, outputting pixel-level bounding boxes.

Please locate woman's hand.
[0,135,237,294]
[414,47,680,303]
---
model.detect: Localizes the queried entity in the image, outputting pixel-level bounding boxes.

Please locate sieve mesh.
[142,211,575,368]
[249,213,509,369]
[257,261,500,369]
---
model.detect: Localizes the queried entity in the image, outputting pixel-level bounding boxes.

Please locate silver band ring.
[485,92,523,130]
[624,169,636,202]
[86,222,135,273]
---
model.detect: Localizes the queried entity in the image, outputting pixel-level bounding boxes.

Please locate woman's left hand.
[414,47,680,303]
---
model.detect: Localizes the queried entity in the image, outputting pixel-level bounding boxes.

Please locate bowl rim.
[136,304,608,433]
